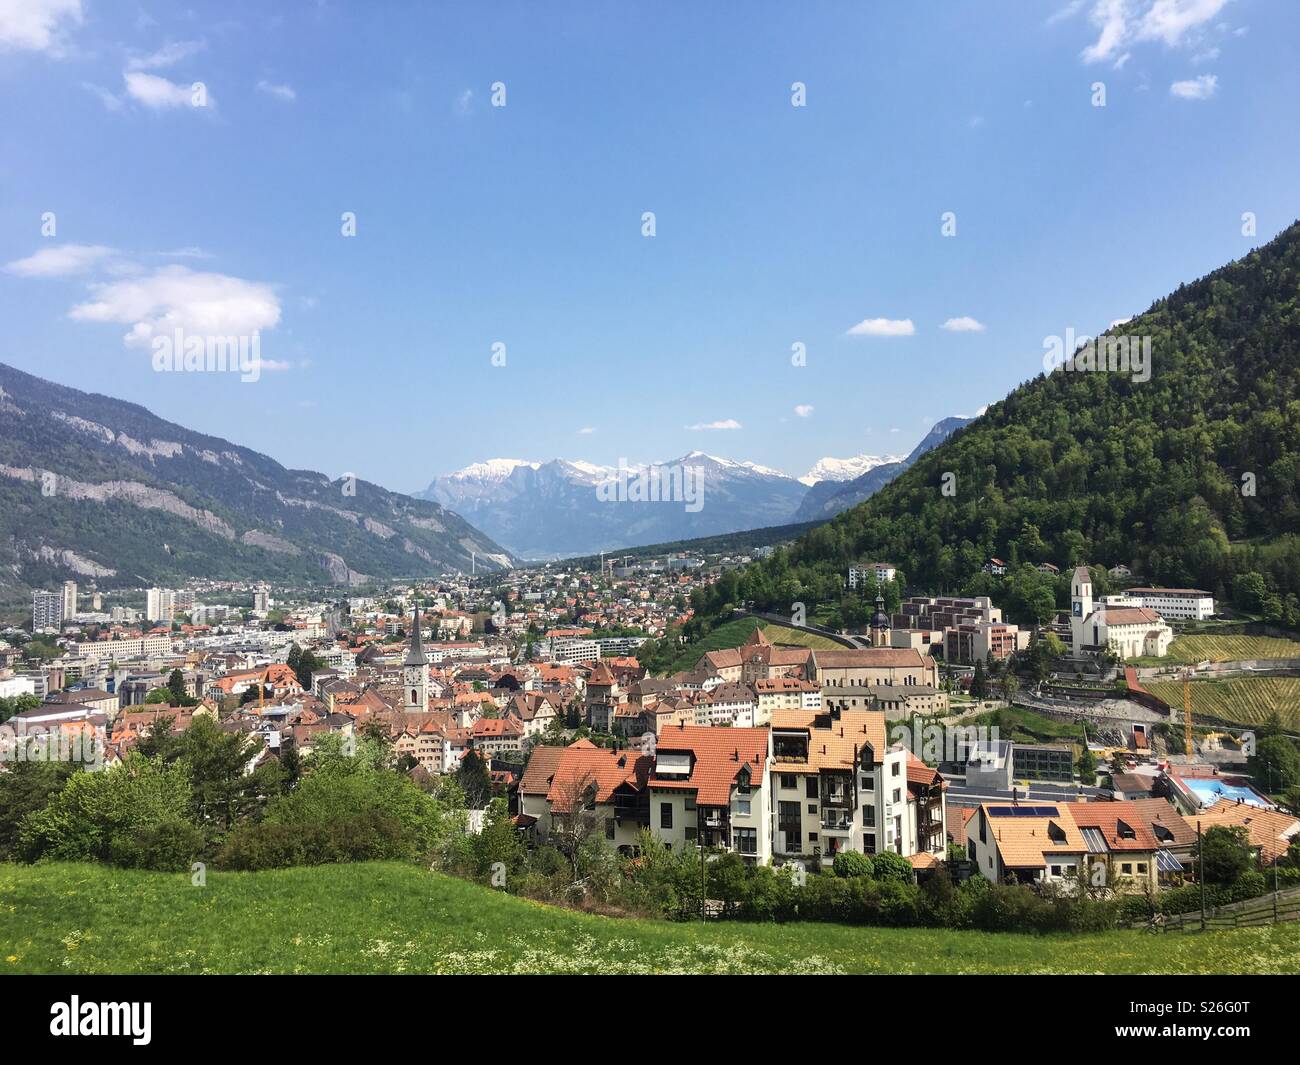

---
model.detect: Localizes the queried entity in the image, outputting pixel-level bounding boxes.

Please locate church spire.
[404,595,428,666]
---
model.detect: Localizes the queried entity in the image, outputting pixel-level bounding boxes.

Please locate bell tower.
[403,597,429,713]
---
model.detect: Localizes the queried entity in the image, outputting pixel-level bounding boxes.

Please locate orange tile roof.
[980,803,1086,869]
[1196,799,1300,864]
[1064,802,1160,851]
[545,743,651,805]
[650,724,769,805]
[770,708,887,772]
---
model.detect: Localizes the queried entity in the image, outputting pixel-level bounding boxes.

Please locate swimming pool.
[1181,777,1271,809]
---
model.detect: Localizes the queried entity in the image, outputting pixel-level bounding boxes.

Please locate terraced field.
[1145,676,1300,731]
[1162,635,1300,664]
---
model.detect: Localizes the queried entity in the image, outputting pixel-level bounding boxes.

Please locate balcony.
[820,811,853,831]
[613,804,650,825]
[699,809,727,829]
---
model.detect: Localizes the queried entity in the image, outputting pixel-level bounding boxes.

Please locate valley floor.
[3,862,1297,975]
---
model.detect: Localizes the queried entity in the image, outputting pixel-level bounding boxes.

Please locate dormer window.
[1117,819,1136,840]
[1047,821,1067,844]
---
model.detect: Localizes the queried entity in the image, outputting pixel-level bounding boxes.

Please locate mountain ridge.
[0,362,517,595]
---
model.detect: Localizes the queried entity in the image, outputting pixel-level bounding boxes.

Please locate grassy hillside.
[3,862,1297,975]
[661,618,842,675]
[758,622,845,651]
[1145,676,1300,731]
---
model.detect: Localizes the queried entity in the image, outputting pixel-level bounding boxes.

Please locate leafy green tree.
[1248,735,1300,792]
[455,750,492,809]
[19,753,193,863]
[1195,825,1253,886]
[0,760,77,859]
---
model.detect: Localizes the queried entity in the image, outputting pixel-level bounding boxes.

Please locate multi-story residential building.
[1124,587,1216,621]
[31,590,64,631]
[471,716,523,758]
[146,588,177,623]
[692,681,756,728]
[847,562,897,590]
[770,707,946,865]
[944,621,1020,664]
[584,662,624,730]
[752,677,821,725]
[66,634,174,662]
[1066,803,1161,893]
[61,580,78,621]
[520,727,773,863]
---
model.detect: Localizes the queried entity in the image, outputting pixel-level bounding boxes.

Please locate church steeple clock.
[403,597,429,713]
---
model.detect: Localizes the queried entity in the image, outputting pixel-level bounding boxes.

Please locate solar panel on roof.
[1156,849,1184,873]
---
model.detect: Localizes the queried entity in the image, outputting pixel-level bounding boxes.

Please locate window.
[864,833,876,855]
[1051,865,1061,876]
[891,762,901,776]
[1137,863,1147,874]
[780,774,797,790]
[736,797,751,816]
[892,789,901,804]
[807,803,816,815]
[685,827,696,842]
[863,806,875,827]
[861,775,874,791]
[660,802,672,829]
[605,819,615,840]
[734,827,757,855]
[1121,863,1133,874]
[806,777,818,799]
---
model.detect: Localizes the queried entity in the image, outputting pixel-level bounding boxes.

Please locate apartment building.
[847,562,897,590]
[770,707,945,865]
[65,634,174,663]
[944,621,1020,664]
[520,727,773,863]
[31,590,64,631]
[1124,587,1216,621]
[752,676,821,725]
[693,681,756,728]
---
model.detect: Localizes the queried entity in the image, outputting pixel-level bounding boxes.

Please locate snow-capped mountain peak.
[799,454,905,486]
[445,458,540,484]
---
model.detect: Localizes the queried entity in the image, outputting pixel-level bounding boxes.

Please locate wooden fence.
[1136,886,1300,931]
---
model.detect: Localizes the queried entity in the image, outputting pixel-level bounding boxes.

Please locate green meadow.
[3,862,1297,975]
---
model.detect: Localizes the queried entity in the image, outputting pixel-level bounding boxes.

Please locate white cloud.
[1046,0,1086,26]
[941,316,986,333]
[577,426,596,434]
[686,419,742,431]
[846,317,914,337]
[257,79,296,102]
[793,404,814,418]
[5,243,114,278]
[124,71,209,110]
[127,40,204,70]
[67,265,281,349]
[1170,73,1217,98]
[0,0,81,54]
[455,88,475,115]
[1082,0,1228,64]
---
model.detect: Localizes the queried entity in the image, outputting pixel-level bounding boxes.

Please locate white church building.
[1070,567,1174,660]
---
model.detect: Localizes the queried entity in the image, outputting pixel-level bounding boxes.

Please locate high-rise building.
[145,588,177,623]
[62,580,78,620]
[32,590,64,630]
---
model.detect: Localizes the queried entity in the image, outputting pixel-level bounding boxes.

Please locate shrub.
[870,851,914,884]
[832,851,873,878]
[19,754,194,864]
[109,819,206,872]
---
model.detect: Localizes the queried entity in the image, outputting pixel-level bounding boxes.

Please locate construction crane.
[1182,667,1194,758]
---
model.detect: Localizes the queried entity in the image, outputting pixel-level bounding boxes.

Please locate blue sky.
[2,0,1298,493]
